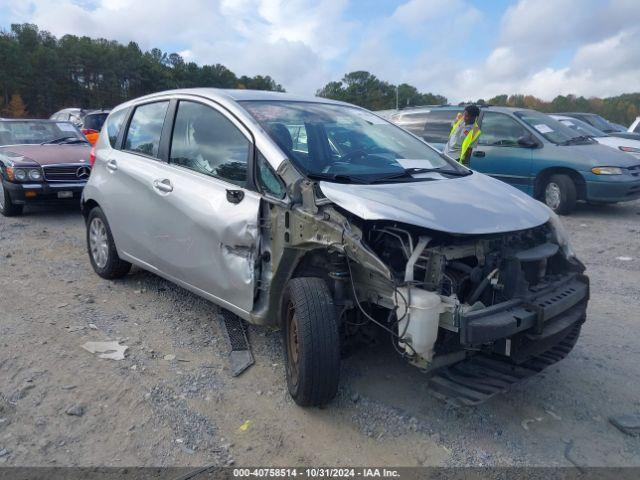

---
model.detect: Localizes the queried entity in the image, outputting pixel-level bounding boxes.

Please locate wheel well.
[534,168,586,201]
[292,248,334,282]
[81,199,100,222]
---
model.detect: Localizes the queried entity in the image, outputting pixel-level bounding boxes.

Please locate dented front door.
[150,164,260,314]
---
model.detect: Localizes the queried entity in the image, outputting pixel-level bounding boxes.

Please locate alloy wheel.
[89,217,109,269]
[0,181,4,210]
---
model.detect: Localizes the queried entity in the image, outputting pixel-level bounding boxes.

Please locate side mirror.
[517,134,538,148]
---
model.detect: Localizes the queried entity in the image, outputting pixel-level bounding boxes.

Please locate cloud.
[1,0,639,102]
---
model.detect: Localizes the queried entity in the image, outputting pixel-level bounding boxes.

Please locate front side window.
[478,112,529,147]
[515,110,594,145]
[241,101,458,183]
[106,109,128,147]
[124,101,169,158]
[169,101,250,187]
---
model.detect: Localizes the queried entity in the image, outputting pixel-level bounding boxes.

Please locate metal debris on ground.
[220,309,254,376]
[81,341,128,360]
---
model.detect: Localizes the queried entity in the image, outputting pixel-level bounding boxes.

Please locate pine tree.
[2,94,27,118]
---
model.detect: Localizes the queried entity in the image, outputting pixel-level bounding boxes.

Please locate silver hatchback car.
[82,89,589,406]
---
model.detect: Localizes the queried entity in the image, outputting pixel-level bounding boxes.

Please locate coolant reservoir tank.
[396,287,443,362]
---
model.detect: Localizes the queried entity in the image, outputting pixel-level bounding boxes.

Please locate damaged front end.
[256,168,588,370]
[251,161,588,406]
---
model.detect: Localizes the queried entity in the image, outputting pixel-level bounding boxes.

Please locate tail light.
[89,147,96,167]
[81,128,99,135]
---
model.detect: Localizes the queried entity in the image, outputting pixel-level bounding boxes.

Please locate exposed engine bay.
[331,216,587,371]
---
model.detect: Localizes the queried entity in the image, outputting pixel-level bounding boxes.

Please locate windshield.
[0,121,86,146]
[514,111,594,145]
[555,117,607,138]
[241,101,462,183]
[583,114,617,132]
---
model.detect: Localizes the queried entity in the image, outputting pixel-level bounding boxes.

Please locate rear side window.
[421,110,460,143]
[392,112,429,136]
[105,109,128,147]
[169,101,250,187]
[394,110,460,143]
[124,102,169,158]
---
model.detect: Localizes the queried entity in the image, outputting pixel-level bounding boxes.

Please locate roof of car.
[116,88,351,110]
[555,112,599,117]
[0,118,73,122]
[391,105,534,116]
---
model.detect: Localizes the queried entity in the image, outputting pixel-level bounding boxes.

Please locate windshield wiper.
[306,173,370,184]
[404,167,472,177]
[41,136,80,145]
[559,135,592,146]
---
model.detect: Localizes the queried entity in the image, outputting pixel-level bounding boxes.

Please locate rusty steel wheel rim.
[287,302,300,386]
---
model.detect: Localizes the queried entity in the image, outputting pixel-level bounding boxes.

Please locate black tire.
[543,174,577,215]
[86,206,131,279]
[282,277,340,407]
[0,181,23,216]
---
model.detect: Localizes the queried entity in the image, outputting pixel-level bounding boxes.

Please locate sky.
[1,0,639,103]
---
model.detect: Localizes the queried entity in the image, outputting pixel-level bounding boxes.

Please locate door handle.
[106,159,118,171]
[153,178,173,193]
[226,189,244,204]
[472,151,486,157]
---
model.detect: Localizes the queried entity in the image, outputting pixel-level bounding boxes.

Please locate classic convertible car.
[0,119,91,216]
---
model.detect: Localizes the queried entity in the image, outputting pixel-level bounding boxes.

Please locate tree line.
[2,23,639,126]
[317,71,447,111]
[317,72,640,127]
[478,94,640,127]
[0,23,284,118]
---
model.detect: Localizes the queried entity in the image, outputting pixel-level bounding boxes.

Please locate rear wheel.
[282,277,340,406]
[86,206,131,279]
[0,181,23,216]
[543,174,576,215]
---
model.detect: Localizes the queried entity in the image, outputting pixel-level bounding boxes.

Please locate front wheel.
[0,181,23,216]
[543,174,577,215]
[86,206,131,279]
[282,277,340,406]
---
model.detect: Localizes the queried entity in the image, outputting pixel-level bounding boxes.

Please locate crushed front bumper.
[459,274,589,346]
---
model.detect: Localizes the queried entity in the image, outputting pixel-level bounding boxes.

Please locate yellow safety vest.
[449,114,481,162]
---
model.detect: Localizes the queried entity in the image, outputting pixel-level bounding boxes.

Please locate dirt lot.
[1,200,639,468]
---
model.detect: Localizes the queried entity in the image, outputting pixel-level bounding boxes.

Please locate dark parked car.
[0,119,91,216]
[557,112,640,140]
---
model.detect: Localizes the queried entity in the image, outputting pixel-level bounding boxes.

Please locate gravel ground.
[0,200,639,467]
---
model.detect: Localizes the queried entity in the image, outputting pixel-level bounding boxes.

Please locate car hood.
[0,144,91,166]
[564,143,639,168]
[319,172,550,235]
[595,137,640,157]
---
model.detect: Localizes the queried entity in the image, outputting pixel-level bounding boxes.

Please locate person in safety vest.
[444,105,481,165]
